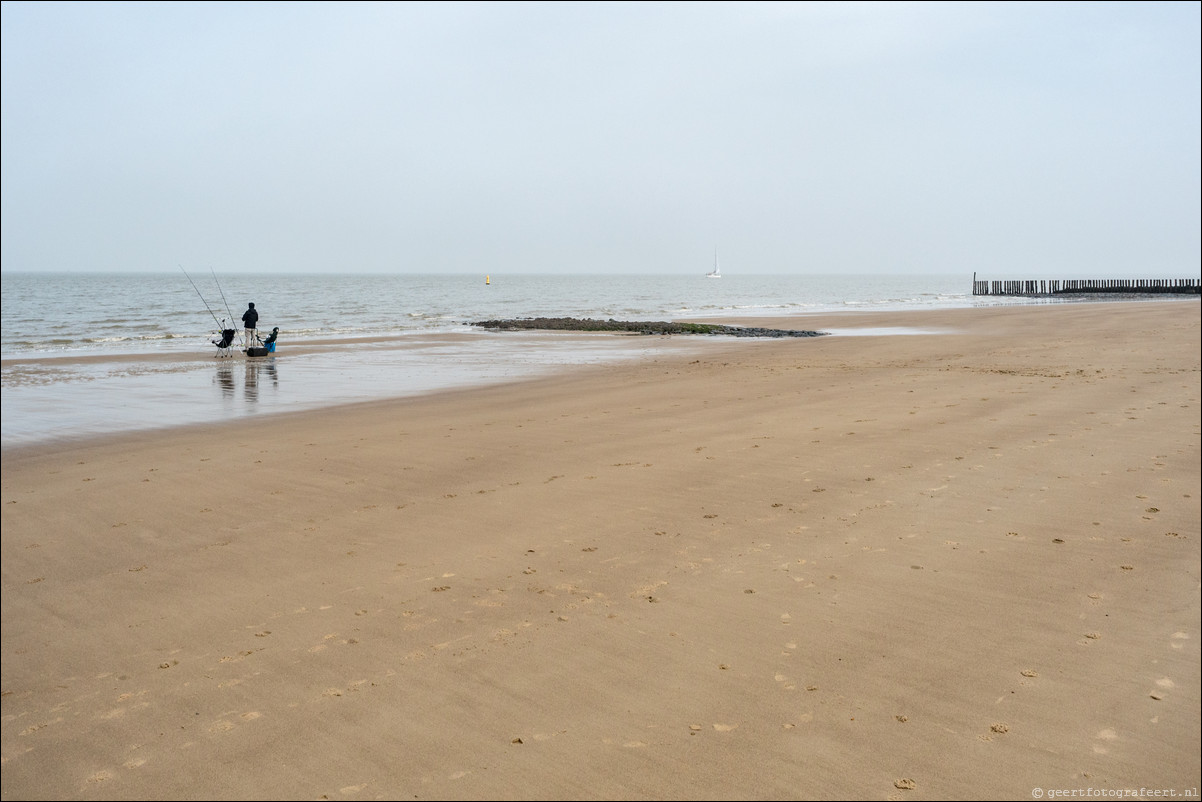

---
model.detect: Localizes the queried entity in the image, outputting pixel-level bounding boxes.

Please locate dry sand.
[2,301,1199,801]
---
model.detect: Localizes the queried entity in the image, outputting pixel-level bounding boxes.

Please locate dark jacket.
[242,305,259,329]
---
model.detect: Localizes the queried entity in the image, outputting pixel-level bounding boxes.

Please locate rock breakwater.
[469,317,827,338]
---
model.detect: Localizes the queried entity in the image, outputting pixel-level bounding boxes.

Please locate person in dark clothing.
[242,303,259,348]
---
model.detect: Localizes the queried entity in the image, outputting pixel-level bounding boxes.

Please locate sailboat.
[706,247,721,278]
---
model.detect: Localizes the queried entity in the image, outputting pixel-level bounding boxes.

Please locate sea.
[1,271,1185,449]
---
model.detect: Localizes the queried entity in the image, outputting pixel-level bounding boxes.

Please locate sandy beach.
[2,301,1199,800]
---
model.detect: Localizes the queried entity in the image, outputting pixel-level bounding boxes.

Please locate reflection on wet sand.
[244,360,258,403]
[213,358,278,405]
[215,362,234,398]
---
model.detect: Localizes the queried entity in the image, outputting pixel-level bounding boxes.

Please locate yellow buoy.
[486,275,490,285]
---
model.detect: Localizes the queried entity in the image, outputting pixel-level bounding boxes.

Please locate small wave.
[725,302,795,312]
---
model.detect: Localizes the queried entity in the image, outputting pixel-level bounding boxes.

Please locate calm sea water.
[0,271,1148,448]
[2,271,977,358]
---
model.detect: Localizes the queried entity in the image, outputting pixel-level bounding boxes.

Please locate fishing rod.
[180,265,224,330]
[210,267,238,331]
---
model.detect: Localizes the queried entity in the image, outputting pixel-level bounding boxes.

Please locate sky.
[1,1,1199,276]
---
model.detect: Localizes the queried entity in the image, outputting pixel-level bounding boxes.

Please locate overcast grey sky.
[2,1,1199,276]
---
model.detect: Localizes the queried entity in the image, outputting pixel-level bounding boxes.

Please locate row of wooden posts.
[972,274,1200,296]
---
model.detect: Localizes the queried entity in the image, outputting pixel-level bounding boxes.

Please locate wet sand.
[0,330,714,448]
[2,301,1199,800]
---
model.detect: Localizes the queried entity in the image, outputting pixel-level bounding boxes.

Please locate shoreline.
[2,301,1199,799]
[0,330,719,453]
[4,299,1196,455]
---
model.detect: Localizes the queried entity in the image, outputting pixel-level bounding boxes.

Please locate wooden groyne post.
[972,272,1201,296]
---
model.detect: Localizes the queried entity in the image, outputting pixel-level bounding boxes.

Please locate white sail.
[707,247,721,278]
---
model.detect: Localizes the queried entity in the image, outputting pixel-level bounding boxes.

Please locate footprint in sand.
[20,721,55,736]
[99,708,124,721]
[978,722,1008,741]
[1093,728,1118,754]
